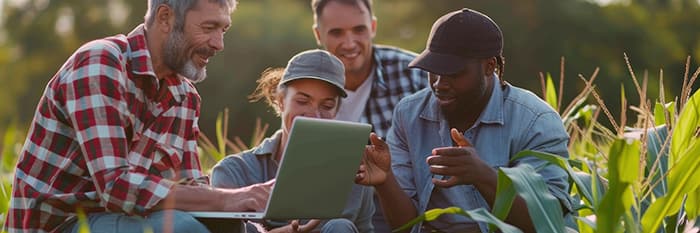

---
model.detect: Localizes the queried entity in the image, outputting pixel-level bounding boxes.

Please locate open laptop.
[189,117,372,220]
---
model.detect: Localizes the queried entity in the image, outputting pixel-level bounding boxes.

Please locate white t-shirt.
[335,73,375,122]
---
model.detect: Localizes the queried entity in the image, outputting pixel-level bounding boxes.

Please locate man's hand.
[268,219,321,233]
[427,128,494,188]
[221,179,275,212]
[355,133,391,186]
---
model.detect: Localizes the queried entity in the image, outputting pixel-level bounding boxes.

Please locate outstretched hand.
[355,133,391,186]
[427,128,491,188]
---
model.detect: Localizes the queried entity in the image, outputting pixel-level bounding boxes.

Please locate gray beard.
[163,29,207,83]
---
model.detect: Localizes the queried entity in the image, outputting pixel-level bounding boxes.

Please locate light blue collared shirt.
[387,75,572,233]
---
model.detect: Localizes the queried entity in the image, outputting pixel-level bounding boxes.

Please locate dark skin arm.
[355,133,417,233]
[427,128,535,233]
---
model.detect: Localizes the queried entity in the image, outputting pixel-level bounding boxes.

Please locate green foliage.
[653,101,675,126]
[1,0,699,140]
[498,165,566,233]
[393,207,522,233]
[198,108,269,171]
[545,73,559,111]
[597,139,640,233]
[0,122,21,228]
[642,90,700,232]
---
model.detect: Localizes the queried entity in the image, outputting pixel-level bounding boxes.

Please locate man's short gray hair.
[145,0,237,30]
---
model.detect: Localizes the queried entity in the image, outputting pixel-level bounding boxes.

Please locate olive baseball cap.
[280,49,347,97]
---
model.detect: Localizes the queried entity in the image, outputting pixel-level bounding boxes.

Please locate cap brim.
[279,76,348,98]
[409,49,468,76]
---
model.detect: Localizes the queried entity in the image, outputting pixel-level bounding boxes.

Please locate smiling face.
[163,0,232,83]
[313,1,376,82]
[278,78,342,134]
[430,59,495,120]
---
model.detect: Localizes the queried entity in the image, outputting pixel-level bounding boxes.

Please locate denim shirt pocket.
[475,131,511,168]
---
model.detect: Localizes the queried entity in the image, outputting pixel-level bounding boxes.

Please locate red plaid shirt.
[5,25,208,233]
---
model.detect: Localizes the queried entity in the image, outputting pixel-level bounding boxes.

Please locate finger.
[355,173,365,183]
[357,164,367,172]
[369,133,387,148]
[299,219,321,232]
[432,177,458,188]
[450,128,472,147]
[432,147,473,157]
[429,164,467,177]
[244,198,265,212]
[290,220,300,232]
[426,155,467,166]
[358,153,368,165]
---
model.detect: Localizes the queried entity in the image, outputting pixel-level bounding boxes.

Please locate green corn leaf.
[653,101,675,126]
[393,207,522,233]
[493,170,516,222]
[545,73,558,111]
[670,89,700,167]
[500,165,565,233]
[511,150,597,207]
[597,139,640,233]
[642,140,700,232]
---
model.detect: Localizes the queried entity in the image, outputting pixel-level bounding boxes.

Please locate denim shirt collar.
[252,129,283,157]
[420,74,505,126]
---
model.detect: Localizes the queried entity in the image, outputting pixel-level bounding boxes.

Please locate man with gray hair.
[5,1,270,232]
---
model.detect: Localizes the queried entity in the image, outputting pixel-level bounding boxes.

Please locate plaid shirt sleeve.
[59,42,175,214]
[5,26,206,232]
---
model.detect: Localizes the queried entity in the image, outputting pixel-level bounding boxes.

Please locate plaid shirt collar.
[372,45,389,90]
[126,24,190,103]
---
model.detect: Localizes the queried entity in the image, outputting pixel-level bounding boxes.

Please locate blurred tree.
[0,0,698,140]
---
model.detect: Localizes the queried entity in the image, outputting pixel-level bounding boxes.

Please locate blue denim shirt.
[387,75,571,233]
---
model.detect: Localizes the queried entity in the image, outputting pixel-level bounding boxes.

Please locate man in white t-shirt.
[310,0,429,231]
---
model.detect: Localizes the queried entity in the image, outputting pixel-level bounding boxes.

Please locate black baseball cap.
[409,8,503,75]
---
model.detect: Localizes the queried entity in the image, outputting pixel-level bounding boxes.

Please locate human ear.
[483,57,497,76]
[312,26,322,47]
[155,4,175,33]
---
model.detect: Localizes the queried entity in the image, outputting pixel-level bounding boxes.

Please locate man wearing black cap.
[356,8,571,233]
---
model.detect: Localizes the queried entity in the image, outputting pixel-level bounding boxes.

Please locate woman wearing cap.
[211,49,375,233]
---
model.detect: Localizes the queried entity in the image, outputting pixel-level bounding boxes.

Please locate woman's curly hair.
[248,67,286,115]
